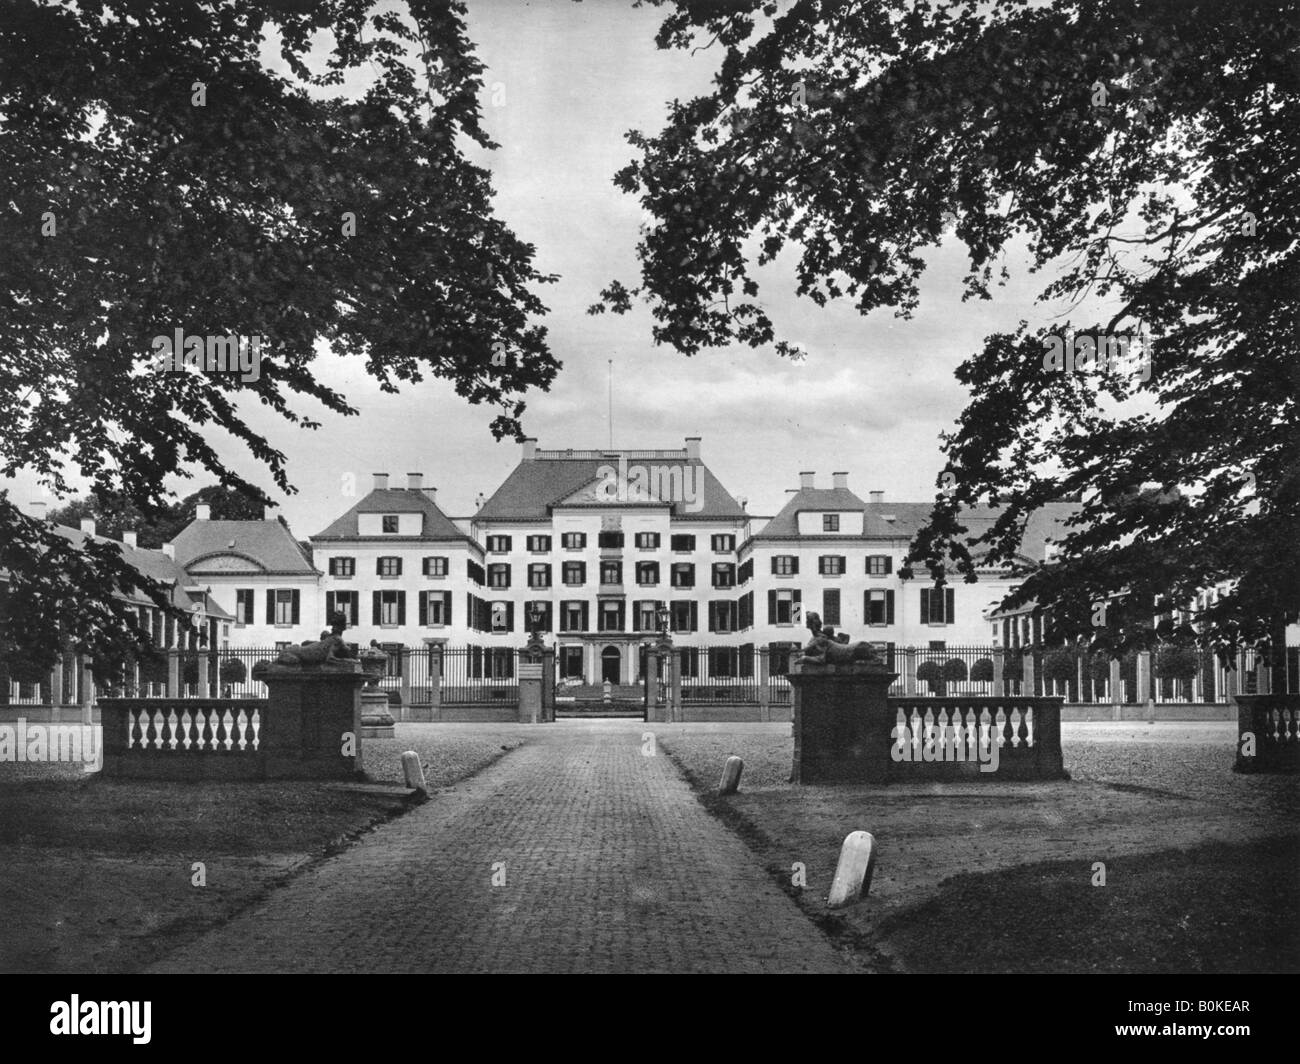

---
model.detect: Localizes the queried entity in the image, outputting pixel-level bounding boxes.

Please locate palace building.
[155,436,1079,686]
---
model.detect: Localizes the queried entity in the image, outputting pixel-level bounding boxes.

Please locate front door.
[601,645,621,684]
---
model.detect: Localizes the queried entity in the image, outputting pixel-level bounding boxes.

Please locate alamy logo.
[0,719,100,772]
[891,721,1001,772]
[150,328,263,382]
[50,996,151,1044]
[595,455,704,513]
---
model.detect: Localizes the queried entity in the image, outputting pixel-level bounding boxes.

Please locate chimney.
[685,437,701,461]
[80,517,96,537]
[832,472,848,490]
[423,486,438,506]
[475,492,486,510]
[799,471,815,489]
[28,500,47,521]
[373,473,388,491]
[195,503,211,521]
[522,438,537,461]
[407,472,423,491]
[162,543,175,559]
[123,530,138,549]
[869,491,884,504]
[737,497,748,511]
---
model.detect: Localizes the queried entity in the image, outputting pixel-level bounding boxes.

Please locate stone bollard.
[401,750,429,798]
[827,831,877,908]
[718,755,744,795]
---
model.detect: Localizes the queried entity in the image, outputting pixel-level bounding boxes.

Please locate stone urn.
[357,645,396,739]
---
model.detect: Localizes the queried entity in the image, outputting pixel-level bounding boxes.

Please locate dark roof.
[476,454,747,520]
[753,491,1082,562]
[41,525,232,619]
[172,518,318,573]
[311,488,471,543]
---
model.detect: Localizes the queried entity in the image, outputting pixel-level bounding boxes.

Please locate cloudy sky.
[10,0,1061,538]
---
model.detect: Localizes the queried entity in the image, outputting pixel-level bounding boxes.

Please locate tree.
[598,0,1298,663]
[1,0,557,673]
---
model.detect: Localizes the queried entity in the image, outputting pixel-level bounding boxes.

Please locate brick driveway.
[149,721,853,973]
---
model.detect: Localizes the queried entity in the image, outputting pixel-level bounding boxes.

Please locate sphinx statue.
[795,612,884,667]
[251,611,360,679]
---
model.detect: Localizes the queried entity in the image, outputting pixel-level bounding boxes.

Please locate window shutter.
[418,592,428,626]
[920,588,931,624]
[791,557,799,575]
[633,605,642,633]
[326,591,336,619]
[690,602,698,632]
[945,588,955,625]
[506,603,514,632]
[373,591,382,624]
[581,602,589,631]
[792,590,801,620]
[291,590,300,625]
[885,556,893,574]
[376,558,384,575]
[887,590,895,625]
[707,603,716,633]
[396,592,406,626]
[837,555,846,573]
[266,590,275,623]
[767,590,777,623]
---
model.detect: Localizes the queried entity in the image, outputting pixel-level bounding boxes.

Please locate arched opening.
[600,645,621,685]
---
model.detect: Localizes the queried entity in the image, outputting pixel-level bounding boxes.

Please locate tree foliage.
[602,0,1299,657]
[1,0,556,671]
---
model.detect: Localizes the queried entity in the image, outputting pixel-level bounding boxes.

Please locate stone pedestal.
[360,686,396,739]
[789,662,898,784]
[259,667,367,780]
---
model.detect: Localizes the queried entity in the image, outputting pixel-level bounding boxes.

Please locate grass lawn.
[655,722,1300,973]
[0,723,534,973]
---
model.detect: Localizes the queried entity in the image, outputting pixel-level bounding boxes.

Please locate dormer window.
[381,515,399,533]
[822,514,840,532]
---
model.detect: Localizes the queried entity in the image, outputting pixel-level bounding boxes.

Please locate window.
[818,555,846,576]
[712,563,736,588]
[670,601,698,633]
[560,601,589,633]
[598,531,624,549]
[670,534,695,552]
[488,563,511,589]
[635,532,660,550]
[528,563,551,589]
[268,589,300,626]
[328,556,355,577]
[708,647,738,678]
[561,532,586,550]
[822,514,839,532]
[423,556,449,577]
[822,588,841,626]
[526,535,551,553]
[419,590,451,626]
[377,556,402,577]
[920,586,956,625]
[671,563,695,589]
[381,642,404,678]
[633,600,665,632]
[560,645,584,678]
[768,589,801,626]
[772,555,798,576]
[326,590,359,627]
[490,601,513,633]
[708,601,738,633]
[636,561,659,585]
[600,561,622,586]
[867,555,892,576]
[562,561,586,586]
[865,589,895,626]
[235,589,254,625]
[486,535,512,554]
[373,589,405,626]
[598,600,625,632]
[381,515,399,534]
[711,534,736,552]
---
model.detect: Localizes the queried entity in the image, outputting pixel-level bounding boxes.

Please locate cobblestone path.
[149,721,854,973]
